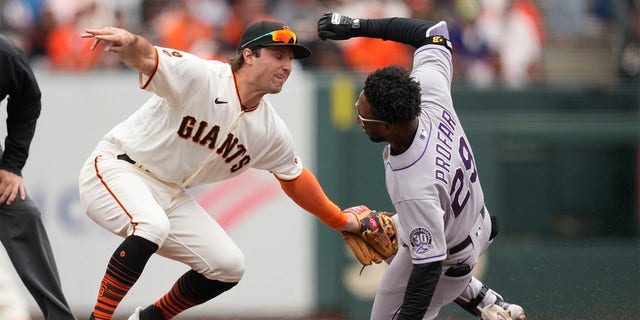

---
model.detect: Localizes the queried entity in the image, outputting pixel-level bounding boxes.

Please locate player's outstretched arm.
[317,13,438,48]
[278,167,359,233]
[81,27,156,75]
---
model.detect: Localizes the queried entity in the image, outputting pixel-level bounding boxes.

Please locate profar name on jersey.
[434,108,457,185]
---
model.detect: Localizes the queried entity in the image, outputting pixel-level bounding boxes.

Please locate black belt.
[117,153,136,165]
[448,207,486,255]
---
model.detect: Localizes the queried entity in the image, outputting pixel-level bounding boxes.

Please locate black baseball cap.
[237,21,311,59]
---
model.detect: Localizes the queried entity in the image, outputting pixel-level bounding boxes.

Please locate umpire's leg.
[0,195,76,320]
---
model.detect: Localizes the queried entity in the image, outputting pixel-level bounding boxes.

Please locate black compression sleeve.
[396,261,442,319]
[355,18,437,48]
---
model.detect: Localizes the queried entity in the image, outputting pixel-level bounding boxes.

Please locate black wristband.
[425,35,452,51]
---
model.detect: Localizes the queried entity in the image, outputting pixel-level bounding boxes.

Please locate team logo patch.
[419,129,426,140]
[410,227,433,253]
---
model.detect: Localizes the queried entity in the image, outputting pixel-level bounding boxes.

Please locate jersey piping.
[140,47,159,90]
[386,109,433,172]
[93,155,138,234]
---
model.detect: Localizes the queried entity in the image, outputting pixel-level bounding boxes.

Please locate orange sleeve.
[278,167,347,229]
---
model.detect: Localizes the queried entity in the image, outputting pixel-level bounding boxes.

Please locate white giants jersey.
[384,43,485,265]
[102,47,303,187]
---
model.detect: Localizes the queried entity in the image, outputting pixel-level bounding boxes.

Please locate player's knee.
[218,249,246,280]
[135,217,171,247]
[5,198,41,221]
[203,248,246,281]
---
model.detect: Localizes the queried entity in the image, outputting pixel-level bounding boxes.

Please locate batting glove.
[317,13,361,40]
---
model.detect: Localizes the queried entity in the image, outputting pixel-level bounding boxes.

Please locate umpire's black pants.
[0,194,76,320]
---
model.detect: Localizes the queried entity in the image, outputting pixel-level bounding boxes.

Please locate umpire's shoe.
[481,299,526,320]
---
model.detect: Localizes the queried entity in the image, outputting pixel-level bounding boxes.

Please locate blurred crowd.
[1,0,638,88]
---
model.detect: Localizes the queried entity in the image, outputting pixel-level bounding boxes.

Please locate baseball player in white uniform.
[78,21,359,320]
[318,14,526,320]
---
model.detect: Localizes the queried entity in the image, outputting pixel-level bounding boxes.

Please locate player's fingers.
[104,43,123,53]
[0,185,10,205]
[90,38,101,51]
[4,188,17,205]
[83,28,111,35]
[18,185,25,201]
[81,28,110,39]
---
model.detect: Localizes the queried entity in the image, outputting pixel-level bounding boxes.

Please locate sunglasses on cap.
[240,29,297,49]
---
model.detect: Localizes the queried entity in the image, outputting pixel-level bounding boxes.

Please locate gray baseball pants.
[0,194,76,320]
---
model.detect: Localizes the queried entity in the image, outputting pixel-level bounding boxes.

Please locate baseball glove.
[342,205,398,267]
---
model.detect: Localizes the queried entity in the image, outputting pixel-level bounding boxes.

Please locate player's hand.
[81,27,137,53]
[0,169,25,205]
[335,210,360,233]
[317,13,361,41]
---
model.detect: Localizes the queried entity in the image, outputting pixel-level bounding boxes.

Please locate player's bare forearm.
[81,27,156,75]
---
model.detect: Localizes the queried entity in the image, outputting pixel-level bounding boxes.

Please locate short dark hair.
[363,65,421,123]
[228,47,263,72]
